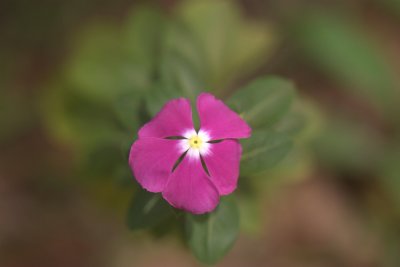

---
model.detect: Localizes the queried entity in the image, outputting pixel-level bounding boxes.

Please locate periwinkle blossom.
[129,93,251,214]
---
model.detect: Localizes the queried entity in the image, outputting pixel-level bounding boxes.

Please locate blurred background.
[1,0,400,266]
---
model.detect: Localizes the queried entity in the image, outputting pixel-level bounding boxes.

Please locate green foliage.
[41,85,124,148]
[124,7,165,69]
[273,108,307,137]
[227,76,297,176]
[228,76,295,129]
[186,197,239,265]
[126,189,173,230]
[112,92,141,132]
[241,130,293,176]
[293,12,399,118]
[66,24,144,102]
[158,51,203,101]
[176,0,275,90]
[158,21,206,93]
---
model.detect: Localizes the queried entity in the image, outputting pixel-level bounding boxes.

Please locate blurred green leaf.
[66,24,147,102]
[228,76,295,129]
[278,99,324,144]
[126,189,173,230]
[146,20,207,113]
[80,137,128,181]
[112,92,141,133]
[41,85,122,147]
[177,0,275,89]
[158,51,203,100]
[66,6,167,103]
[186,196,239,265]
[124,7,165,69]
[293,12,399,117]
[273,108,306,137]
[160,20,207,90]
[312,117,384,171]
[238,196,262,234]
[241,130,293,176]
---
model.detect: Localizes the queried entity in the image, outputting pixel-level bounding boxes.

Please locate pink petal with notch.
[162,156,219,214]
[129,137,182,192]
[197,93,251,140]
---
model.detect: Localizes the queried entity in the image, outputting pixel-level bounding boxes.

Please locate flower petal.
[139,98,194,138]
[162,156,219,214]
[129,138,183,192]
[197,93,251,140]
[202,140,242,195]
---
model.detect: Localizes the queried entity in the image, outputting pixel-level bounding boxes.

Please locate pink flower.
[129,93,251,214]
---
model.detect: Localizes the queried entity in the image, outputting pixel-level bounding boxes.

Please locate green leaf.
[126,189,173,230]
[177,0,275,89]
[238,196,262,234]
[124,6,165,68]
[292,12,399,117]
[40,84,122,147]
[240,130,293,176]
[66,24,146,102]
[228,76,295,129]
[158,50,203,100]
[186,197,239,265]
[160,20,207,90]
[112,92,141,133]
[80,139,126,181]
[273,109,306,137]
[67,7,166,103]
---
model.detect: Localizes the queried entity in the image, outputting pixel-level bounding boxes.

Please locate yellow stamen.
[189,136,203,149]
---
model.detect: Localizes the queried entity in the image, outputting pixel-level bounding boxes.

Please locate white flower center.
[179,129,211,159]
